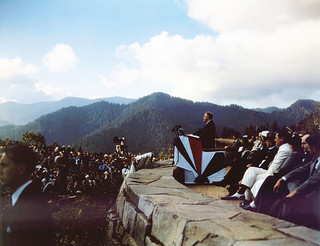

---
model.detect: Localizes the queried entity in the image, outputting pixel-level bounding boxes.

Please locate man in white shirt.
[0,144,54,246]
[223,129,292,206]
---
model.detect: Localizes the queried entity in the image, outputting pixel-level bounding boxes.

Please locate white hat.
[261,131,269,138]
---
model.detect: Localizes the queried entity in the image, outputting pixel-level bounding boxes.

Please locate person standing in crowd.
[0,144,54,246]
[193,111,216,148]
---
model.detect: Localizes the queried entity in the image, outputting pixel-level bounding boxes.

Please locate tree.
[21,131,46,147]
[296,102,320,134]
[272,121,278,132]
[244,124,256,137]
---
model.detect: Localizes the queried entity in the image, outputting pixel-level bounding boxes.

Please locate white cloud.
[43,44,79,73]
[0,81,54,103]
[99,64,140,89]
[186,0,320,33]
[102,1,320,108]
[34,82,71,100]
[0,58,38,79]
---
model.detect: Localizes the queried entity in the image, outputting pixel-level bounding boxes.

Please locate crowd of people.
[216,129,320,230]
[33,144,133,198]
[1,143,134,201]
[0,140,150,245]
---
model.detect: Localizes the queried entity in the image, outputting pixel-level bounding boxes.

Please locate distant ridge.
[253,106,280,113]
[0,96,136,125]
[0,92,317,155]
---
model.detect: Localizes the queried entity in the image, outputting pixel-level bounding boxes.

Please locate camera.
[172,125,185,136]
[113,136,128,155]
[113,136,126,144]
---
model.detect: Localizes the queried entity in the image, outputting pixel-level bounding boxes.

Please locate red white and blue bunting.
[174,135,226,184]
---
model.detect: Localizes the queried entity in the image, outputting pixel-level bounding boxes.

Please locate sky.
[0,0,320,108]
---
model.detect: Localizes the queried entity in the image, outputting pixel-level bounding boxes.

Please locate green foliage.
[244,124,256,137]
[158,145,174,160]
[296,102,320,134]
[51,196,115,246]
[21,131,46,147]
[0,93,317,156]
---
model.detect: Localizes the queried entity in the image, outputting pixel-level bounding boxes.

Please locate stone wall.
[106,161,320,245]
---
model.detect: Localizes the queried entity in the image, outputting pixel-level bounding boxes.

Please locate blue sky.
[1,0,320,108]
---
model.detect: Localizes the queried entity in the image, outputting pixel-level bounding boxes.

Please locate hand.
[273,178,283,193]
[286,190,297,198]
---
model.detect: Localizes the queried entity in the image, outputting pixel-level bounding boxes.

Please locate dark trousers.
[255,175,289,215]
[278,188,320,230]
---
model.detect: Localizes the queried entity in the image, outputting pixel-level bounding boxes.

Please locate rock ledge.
[107,161,320,245]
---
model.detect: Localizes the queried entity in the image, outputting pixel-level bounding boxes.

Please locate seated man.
[214,131,276,195]
[222,129,291,202]
[255,134,312,214]
[224,133,242,165]
[193,111,216,148]
[246,131,270,167]
[273,134,320,229]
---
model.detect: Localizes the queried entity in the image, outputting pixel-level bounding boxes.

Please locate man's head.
[288,134,302,152]
[265,132,276,147]
[203,111,213,123]
[275,129,291,148]
[260,131,269,144]
[306,134,320,158]
[301,134,311,152]
[0,144,37,192]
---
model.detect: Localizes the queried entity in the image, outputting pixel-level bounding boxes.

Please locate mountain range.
[0,96,136,126]
[0,92,317,155]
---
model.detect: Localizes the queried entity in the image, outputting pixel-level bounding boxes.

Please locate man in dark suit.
[255,134,312,214]
[0,144,54,246]
[273,134,320,229]
[193,111,216,148]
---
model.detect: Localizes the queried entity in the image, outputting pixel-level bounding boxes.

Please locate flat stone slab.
[116,161,320,245]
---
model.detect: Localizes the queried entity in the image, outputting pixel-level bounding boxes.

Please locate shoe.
[211,180,227,187]
[221,193,244,200]
[239,200,251,207]
[240,204,257,212]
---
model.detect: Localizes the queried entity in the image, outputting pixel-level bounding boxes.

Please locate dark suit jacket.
[285,158,320,196]
[3,180,54,246]
[277,158,320,228]
[193,120,216,148]
[258,146,278,170]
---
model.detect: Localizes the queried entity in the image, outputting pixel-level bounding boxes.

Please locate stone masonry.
[106,161,320,245]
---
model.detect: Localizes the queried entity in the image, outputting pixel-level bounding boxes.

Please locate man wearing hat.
[213,131,276,189]
[222,129,291,202]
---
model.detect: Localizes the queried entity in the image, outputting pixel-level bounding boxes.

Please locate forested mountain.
[253,107,280,113]
[0,96,136,125]
[270,99,317,127]
[0,92,317,155]
[0,119,11,127]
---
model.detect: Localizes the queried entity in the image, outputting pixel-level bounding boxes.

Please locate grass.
[50,194,117,246]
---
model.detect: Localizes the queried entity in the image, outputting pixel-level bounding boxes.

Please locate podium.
[174,135,226,184]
